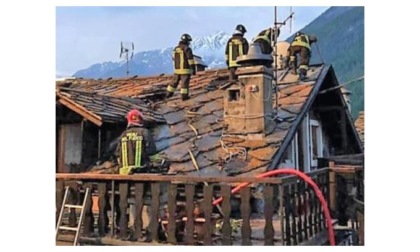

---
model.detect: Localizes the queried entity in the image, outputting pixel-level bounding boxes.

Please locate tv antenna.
[120,41,135,77]
[272,7,295,115]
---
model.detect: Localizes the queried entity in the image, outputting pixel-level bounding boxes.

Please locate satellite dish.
[120,41,135,77]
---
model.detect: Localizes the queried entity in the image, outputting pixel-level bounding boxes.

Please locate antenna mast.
[273,6,279,116]
[273,7,295,116]
[120,41,135,77]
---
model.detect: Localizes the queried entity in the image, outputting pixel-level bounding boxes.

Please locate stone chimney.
[193,55,207,72]
[222,44,274,139]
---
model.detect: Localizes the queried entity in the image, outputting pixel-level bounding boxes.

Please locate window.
[284,134,299,169]
[228,89,240,101]
[310,119,323,167]
[297,115,324,172]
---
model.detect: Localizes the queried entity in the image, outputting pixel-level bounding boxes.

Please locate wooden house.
[55,63,364,246]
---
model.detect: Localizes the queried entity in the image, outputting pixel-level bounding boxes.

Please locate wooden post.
[296,182,303,243]
[290,184,298,245]
[134,183,144,241]
[97,182,108,236]
[357,211,364,245]
[203,184,213,245]
[118,182,129,239]
[167,183,178,244]
[307,186,314,238]
[68,181,78,227]
[55,180,65,225]
[312,179,320,234]
[184,184,195,245]
[263,185,274,245]
[221,185,232,245]
[150,182,161,242]
[284,184,292,245]
[82,183,94,236]
[329,161,337,215]
[301,182,309,241]
[278,184,284,245]
[110,180,115,237]
[240,187,252,245]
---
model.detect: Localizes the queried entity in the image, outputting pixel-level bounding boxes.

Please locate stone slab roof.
[57,65,331,176]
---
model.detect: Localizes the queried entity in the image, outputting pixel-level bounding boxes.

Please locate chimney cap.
[236,43,273,65]
[193,55,208,67]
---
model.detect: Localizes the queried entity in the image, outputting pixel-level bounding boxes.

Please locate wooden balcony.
[56,165,363,246]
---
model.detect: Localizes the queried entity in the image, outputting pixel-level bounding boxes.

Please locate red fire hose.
[212,168,335,245]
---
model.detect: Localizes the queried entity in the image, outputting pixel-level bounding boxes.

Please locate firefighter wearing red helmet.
[114,109,157,175]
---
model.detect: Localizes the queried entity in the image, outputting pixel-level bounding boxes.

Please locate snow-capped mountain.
[73,31,231,79]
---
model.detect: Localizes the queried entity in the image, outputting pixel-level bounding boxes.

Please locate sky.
[56,6,329,76]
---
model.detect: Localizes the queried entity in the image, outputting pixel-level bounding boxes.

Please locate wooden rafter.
[57,92,102,126]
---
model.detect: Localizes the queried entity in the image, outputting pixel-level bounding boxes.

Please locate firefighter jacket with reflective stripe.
[115,125,157,173]
[253,28,273,54]
[291,34,312,51]
[172,42,194,75]
[225,34,249,67]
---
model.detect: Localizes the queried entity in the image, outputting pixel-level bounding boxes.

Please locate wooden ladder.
[56,186,90,246]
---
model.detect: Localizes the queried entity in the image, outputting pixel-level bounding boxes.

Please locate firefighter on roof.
[115,109,157,175]
[252,27,280,55]
[225,24,249,81]
[166,33,195,101]
[286,31,318,80]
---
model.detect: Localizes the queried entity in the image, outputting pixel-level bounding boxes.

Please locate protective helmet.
[126,109,143,125]
[295,31,303,37]
[235,24,247,34]
[180,33,192,43]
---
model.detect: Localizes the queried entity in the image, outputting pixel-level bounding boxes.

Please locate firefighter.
[225,24,249,81]
[286,31,318,80]
[115,109,157,175]
[252,27,280,55]
[166,33,195,101]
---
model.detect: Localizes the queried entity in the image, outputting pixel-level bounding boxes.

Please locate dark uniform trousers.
[289,46,311,66]
[288,45,311,73]
[229,67,238,81]
[166,74,191,100]
[168,74,191,96]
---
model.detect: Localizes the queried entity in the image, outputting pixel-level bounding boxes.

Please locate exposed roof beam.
[57,93,102,126]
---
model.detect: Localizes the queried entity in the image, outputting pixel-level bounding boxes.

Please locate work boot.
[181,94,190,101]
[299,69,307,81]
[166,91,174,99]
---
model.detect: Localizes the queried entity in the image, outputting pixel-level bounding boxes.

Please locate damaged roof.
[57,64,352,176]
[56,88,165,126]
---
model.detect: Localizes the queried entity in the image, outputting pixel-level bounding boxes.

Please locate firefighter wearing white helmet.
[166,33,195,101]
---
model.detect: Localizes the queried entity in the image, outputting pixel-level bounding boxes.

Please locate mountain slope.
[73,31,230,79]
[294,7,364,119]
